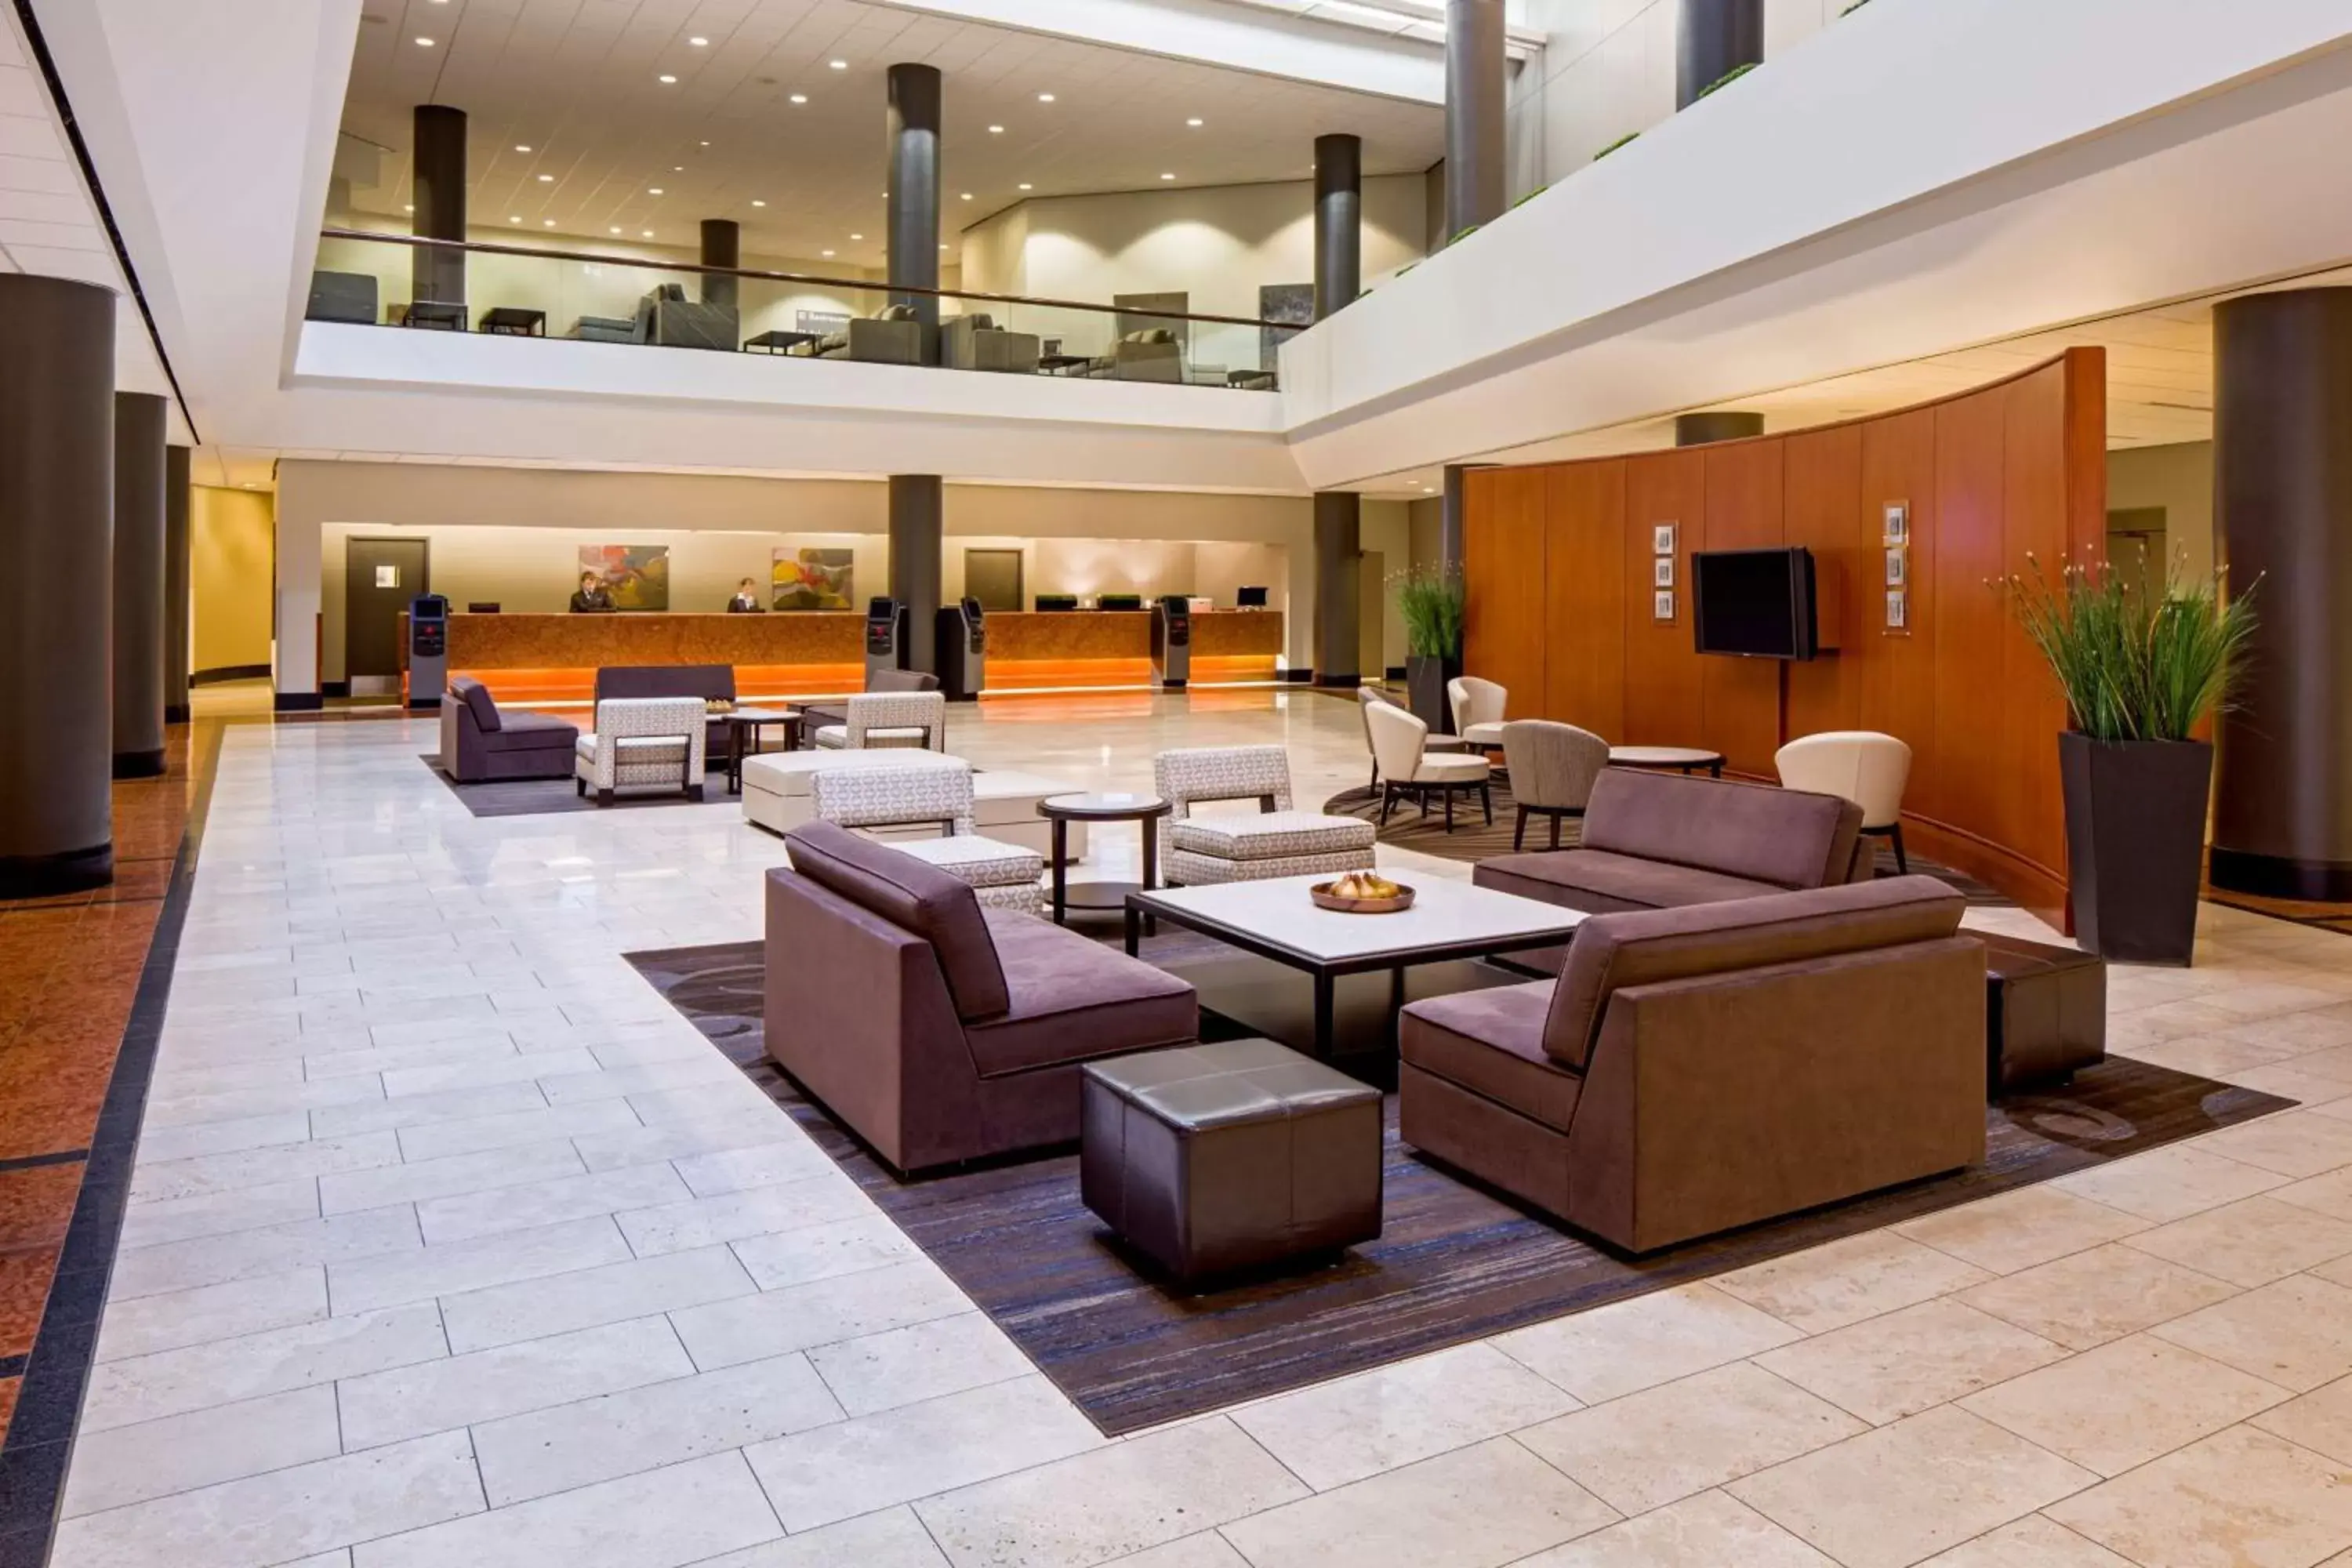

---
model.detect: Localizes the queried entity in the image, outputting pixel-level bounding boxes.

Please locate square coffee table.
[1126,873,1584,1058]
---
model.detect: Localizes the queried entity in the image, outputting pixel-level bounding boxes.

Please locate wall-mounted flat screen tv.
[1692,546,1821,660]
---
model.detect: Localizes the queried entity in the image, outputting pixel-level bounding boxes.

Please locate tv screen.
[1236,586,1269,608]
[1692,547,1820,660]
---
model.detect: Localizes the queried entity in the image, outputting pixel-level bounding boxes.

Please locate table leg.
[1051,818,1069,927]
[1140,818,1159,936]
[1313,971,1335,1059]
[727,726,743,795]
[1388,966,1406,1044]
[1709,761,1723,779]
[1124,902,1141,957]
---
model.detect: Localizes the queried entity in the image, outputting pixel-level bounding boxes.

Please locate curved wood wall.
[1464,348,2107,923]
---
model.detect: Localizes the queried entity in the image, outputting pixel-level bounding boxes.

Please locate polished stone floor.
[49,690,2352,1568]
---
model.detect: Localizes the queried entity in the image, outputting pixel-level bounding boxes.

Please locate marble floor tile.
[1894,1188,2149,1276]
[1211,1436,1613,1568]
[1230,1341,1579,1492]
[391,1097,641,1163]
[1494,1283,1802,1405]
[129,1134,402,1206]
[412,1161,695,1245]
[308,1081,553,1139]
[612,1174,869,1258]
[472,1352,842,1505]
[1916,1515,2136,1566]
[116,1178,322,1251]
[93,1267,329,1363]
[325,1214,632,1316]
[670,1258,969,1370]
[441,1243,755,1352]
[49,1428,483,1568]
[1958,1243,2242,1350]
[79,1301,448,1433]
[1514,1362,1865,1517]
[728,1214,920,1290]
[1087,1533,1252,1568]
[1510,1489,1836,1568]
[2125,1196,2352,1287]
[1730,1406,2098,1568]
[684,1507,949,1568]
[2250,1374,2352,1465]
[350,1451,782,1568]
[317,1137,588,1215]
[572,1112,805,1174]
[1755,1299,2069,1426]
[2195,1112,2352,1180]
[58,1385,343,1518]
[2150,1274,2352,1391]
[745,1374,1103,1533]
[1712,1232,1994,1335]
[336,1313,694,1450]
[1959,1334,2290,1475]
[804,1311,1036,1418]
[2049,1425,2352,1568]
[128,1112,314,1168]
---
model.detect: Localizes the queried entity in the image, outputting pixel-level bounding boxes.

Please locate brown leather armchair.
[1399,877,1985,1254]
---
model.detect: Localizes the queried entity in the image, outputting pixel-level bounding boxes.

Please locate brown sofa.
[1478,768,1870,930]
[765,822,1198,1173]
[1399,877,1985,1254]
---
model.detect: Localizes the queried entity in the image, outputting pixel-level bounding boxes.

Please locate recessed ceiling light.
[688,35,708,46]
[960,192,971,201]
[536,173,554,182]
[609,225,622,234]
[789,93,808,104]
[414,36,434,46]
[849,232,863,240]
[508,215,521,223]
[649,187,664,195]
[1187,118,1203,127]
[751,199,766,208]
[641,228,654,238]
[542,218,555,227]
[939,243,949,251]
[658,73,677,83]
[514,143,532,153]
[1160,172,1175,180]
[1037,92,1054,102]
[822,249,835,257]
[988,125,1004,134]
[403,202,415,212]
[699,140,710,147]
[1017,182,1032,191]
[829,59,848,70]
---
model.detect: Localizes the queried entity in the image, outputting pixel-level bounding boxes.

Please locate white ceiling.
[336,0,1447,266]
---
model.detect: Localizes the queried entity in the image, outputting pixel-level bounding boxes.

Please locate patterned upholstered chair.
[1153,745,1377,886]
[808,760,1045,914]
[1448,676,1510,749]
[574,696,707,806]
[1501,720,1612,851]
[811,691,947,751]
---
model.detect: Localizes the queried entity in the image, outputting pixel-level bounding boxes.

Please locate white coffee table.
[1126,873,1584,1057]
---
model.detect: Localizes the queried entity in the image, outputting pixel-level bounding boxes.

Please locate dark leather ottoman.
[1080,1038,1381,1286]
[1978,931,2107,1092]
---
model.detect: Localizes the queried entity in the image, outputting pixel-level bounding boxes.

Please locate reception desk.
[982,609,1284,691]
[430,612,866,705]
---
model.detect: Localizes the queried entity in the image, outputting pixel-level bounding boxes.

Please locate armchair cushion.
[1398,983,1580,1131]
[1167,811,1375,862]
[1479,849,1784,916]
[452,677,501,732]
[1543,876,1968,1070]
[495,710,580,744]
[785,822,1010,1022]
[1581,769,1865,891]
[964,909,1198,1079]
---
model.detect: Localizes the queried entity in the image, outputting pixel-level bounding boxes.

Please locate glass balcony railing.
[309,229,1296,391]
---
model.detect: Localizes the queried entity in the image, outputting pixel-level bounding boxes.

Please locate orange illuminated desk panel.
[436,612,866,704]
[982,609,1283,691]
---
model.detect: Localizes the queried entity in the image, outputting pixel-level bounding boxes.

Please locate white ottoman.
[740,753,1085,859]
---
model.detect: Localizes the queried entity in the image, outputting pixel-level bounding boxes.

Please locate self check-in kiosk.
[863,596,909,681]
[1150,593,1193,689]
[406,593,449,710]
[936,597,986,700]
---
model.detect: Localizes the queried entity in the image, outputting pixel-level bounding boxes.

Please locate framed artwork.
[1886,549,1907,587]
[1887,589,1909,630]
[1653,590,1675,621]
[1653,522,1678,557]
[771,547,855,612]
[1653,556,1675,589]
[1883,502,1910,546]
[579,545,670,612]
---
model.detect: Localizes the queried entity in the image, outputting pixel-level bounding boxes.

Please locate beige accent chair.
[573,696,707,806]
[1501,720,1611,851]
[1356,686,1474,791]
[1366,700,1493,832]
[1777,731,1915,874]
[812,691,948,751]
[808,759,1044,914]
[1449,677,1509,748]
[943,313,1041,374]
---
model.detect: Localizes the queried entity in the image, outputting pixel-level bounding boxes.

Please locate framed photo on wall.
[1887,589,1909,630]
[1886,549,1907,587]
[1653,556,1675,589]
[1653,522,1678,557]
[1653,590,1675,622]
[1883,502,1910,546]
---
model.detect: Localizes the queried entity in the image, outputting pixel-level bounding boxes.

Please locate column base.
[0,843,113,898]
[1313,673,1363,689]
[111,750,167,780]
[274,691,324,713]
[2209,847,2352,903]
[164,705,191,724]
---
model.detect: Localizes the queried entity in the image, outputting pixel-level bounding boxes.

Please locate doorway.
[964,549,1025,612]
[345,536,430,696]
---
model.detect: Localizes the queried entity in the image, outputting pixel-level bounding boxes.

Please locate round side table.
[1036,793,1173,926]
[1607,746,1726,779]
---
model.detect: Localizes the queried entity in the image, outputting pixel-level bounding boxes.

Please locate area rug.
[1321,782,2013,906]
[626,936,2291,1436]
[420,756,744,818]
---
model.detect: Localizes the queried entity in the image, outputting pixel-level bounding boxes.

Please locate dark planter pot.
[2058,732,2213,967]
[1406,653,1461,734]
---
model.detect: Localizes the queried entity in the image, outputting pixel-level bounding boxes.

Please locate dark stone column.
[0,275,114,895]
[164,444,191,724]
[2211,288,2352,900]
[1314,492,1362,688]
[699,219,739,312]
[886,64,942,358]
[1314,134,1362,321]
[113,393,169,779]
[1440,465,1474,573]
[1679,0,1764,109]
[1444,0,1506,239]
[1675,411,1765,445]
[889,475,943,677]
[412,105,467,307]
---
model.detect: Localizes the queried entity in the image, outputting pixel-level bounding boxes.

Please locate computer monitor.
[1098,593,1145,612]
[1235,586,1269,608]
[1035,593,1079,612]
[466,602,501,614]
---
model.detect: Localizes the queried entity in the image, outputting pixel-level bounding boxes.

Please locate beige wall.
[191,485,275,675]
[2106,441,2216,583]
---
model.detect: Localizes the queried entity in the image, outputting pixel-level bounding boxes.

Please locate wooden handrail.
[320,227,1299,332]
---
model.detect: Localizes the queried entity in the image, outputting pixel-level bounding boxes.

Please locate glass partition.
[310,230,1295,391]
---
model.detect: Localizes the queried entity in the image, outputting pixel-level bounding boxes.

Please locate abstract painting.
[771,547,855,612]
[579,545,670,612]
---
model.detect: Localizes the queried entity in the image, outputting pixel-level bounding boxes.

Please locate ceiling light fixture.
[673,165,684,172]
[850,232,863,240]
[960,192,971,201]
[699,140,710,147]
[508,215,521,223]
[789,93,808,103]
[649,187,664,194]
[403,202,415,212]
[658,73,677,83]
[536,172,554,182]
[1160,172,1175,180]
[829,59,848,70]
[988,124,1004,134]
[610,225,622,234]
[542,218,555,227]
[641,228,655,238]
[1017,182,1032,191]
[514,143,533,153]
[751,199,767,207]
[1187,117,1203,127]
[822,249,835,257]
[414,35,434,46]
[1037,92,1055,102]
[688,34,708,45]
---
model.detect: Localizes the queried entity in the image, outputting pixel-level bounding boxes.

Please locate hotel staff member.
[727,577,765,613]
[569,571,615,613]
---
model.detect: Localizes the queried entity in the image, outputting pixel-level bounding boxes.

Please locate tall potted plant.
[1393,565,1465,733]
[2005,552,2257,965]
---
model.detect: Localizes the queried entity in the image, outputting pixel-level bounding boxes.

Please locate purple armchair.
[439,677,579,782]
[765,822,1197,1174]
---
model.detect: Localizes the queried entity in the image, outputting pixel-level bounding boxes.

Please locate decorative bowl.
[1310,880,1416,914]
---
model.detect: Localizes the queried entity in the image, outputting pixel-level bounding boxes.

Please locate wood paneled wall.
[1462,349,2107,921]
